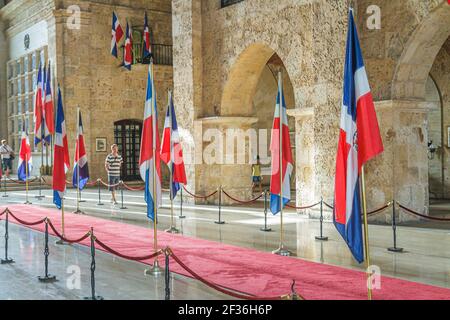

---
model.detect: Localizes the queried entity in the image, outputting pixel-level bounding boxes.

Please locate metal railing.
[130,43,173,66]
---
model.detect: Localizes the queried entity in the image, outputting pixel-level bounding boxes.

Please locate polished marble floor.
[1,188,450,299]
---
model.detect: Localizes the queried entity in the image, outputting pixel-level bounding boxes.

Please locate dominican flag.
[161,90,187,200]
[111,11,124,58]
[123,22,133,70]
[72,110,89,190]
[53,86,70,209]
[33,63,45,146]
[270,73,294,214]
[43,62,55,143]
[143,12,152,59]
[139,62,162,221]
[333,10,384,264]
[18,122,32,182]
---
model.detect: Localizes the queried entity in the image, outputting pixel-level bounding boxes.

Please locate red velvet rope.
[98,179,121,188]
[8,212,46,226]
[0,208,8,217]
[122,182,145,191]
[47,220,91,243]
[182,186,218,199]
[6,176,39,184]
[367,203,392,216]
[222,190,264,204]
[397,203,450,222]
[170,252,286,300]
[286,201,321,210]
[95,238,162,261]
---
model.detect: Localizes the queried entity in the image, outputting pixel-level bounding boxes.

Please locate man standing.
[105,144,123,205]
[0,140,14,178]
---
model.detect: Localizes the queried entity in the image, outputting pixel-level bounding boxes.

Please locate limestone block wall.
[1,0,173,182]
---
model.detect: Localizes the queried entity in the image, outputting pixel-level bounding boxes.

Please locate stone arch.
[392,2,450,100]
[220,43,295,116]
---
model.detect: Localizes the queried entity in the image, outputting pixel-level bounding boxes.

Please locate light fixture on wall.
[428,140,438,160]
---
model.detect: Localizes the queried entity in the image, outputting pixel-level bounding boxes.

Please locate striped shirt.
[105,154,123,177]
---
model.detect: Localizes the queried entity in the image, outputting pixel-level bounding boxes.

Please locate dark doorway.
[114,120,142,181]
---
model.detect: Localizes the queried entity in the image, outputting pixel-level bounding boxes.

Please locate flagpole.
[165,90,179,234]
[55,199,69,245]
[74,106,83,214]
[273,71,291,256]
[361,166,373,300]
[146,61,161,276]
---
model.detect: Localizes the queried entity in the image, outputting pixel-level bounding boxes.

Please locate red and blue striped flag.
[333,10,384,263]
[18,121,32,181]
[111,11,124,58]
[139,62,162,221]
[33,63,45,146]
[44,62,55,143]
[53,86,70,209]
[143,12,152,59]
[72,110,89,190]
[161,90,187,199]
[270,73,293,214]
[123,22,133,70]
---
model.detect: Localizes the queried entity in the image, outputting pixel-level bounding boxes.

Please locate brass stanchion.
[165,248,171,300]
[179,187,186,219]
[388,200,403,253]
[97,179,104,206]
[215,186,225,225]
[272,71,292,257]
[315,197,328,241]
[361,166,372,300]
[119,181,128,210]
[260,190,272,232]
[55,199,70,246]
[145,61,162,276]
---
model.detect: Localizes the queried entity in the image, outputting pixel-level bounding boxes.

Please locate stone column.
[287,107,316,216]
[367,100,432,222]
[194,116,258,205]
[0,19,7,140]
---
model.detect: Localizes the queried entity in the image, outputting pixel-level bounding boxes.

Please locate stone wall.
[0,0,173,182]
[172,0,450,219]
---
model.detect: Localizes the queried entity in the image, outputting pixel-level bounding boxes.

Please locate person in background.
[0,139,14,178]
[252,155,263,194]
[105,144,123,205]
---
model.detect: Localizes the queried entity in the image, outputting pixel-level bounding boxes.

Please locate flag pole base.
[55,239,71,246]
[1,195,8,198]
[38,275,57,283]
[97,203,104,206]
[79,200,87,203]
[315,236,329,241]
[388,247,404,253]
[35,195,45,200]
[214,221,225,225]
[272,245,293,257]
[1,258,14,264]
[83,296,104,301]
[260,227,272,232]
[178,215,186,219]
[145,258,162,276]
[165,226,179,234]
[73,210,85,215]
[24,201,32,205]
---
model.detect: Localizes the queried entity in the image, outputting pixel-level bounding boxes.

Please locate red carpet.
[1,204,450,300]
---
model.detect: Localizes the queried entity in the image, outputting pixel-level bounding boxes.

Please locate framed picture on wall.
[96,138,107,152]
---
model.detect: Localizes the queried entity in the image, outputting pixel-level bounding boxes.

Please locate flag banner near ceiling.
[333,9,384,264]
[143,12,152,60]
[123,21,133,70]
[111,11,124,58]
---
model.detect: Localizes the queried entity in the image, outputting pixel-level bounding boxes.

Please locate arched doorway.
[114,119,142,181]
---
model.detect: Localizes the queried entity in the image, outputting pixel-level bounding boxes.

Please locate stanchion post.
[79,189,86,203]
[38,218,57,283]
[84,228,103,300]
[315,197,328,241]
[2,177,8,198]
[165,249,171,301]
[119,181,128,210]
[179,186,186,219]
[1,210,14,264]
[260,190,272,232]
[35,175,45,200]
[97,179,104,206]
[215,186,225,225]
[388,200,403,253]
